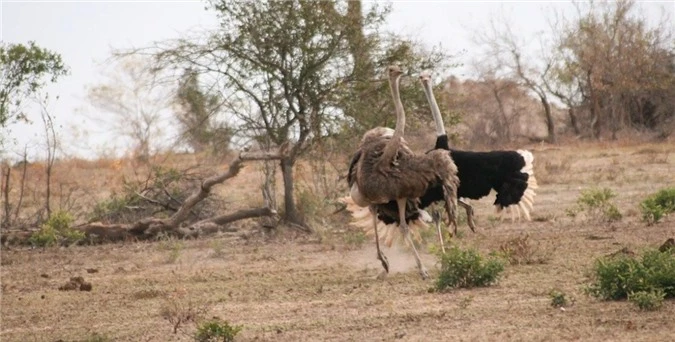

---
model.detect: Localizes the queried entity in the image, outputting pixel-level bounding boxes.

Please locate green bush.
[587,248,675,301]
[435,246,505,291]
[640,187,675,225]
[628,289,665,311]
[567,188,622,222]
[29,211,84,247]
[195,319,242,342]
[549,289,568,308]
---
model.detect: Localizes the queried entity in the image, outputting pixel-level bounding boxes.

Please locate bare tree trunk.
[491,86,511,142]
[2,164,10,228]
[279,157,307,230]
[587,72,601,139]
[568,106,581,135]
[39,98,57,218]
[539,95,556,143]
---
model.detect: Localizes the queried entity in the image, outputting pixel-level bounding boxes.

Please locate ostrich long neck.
[422,79,450,150]
[422,80,446,137]
[380,74,405,164]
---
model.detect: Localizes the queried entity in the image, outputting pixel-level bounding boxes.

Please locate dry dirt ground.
[1,141,674,341]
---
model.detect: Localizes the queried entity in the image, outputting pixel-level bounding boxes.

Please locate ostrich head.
[386,64,404,79]
[419,69,432,83]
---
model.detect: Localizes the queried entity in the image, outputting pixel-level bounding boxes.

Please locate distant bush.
[566,188,622,222]
[497,234,550,265]
[29,211,84,247]
[640,187,675,225]
[628,289,665,311]
[549,289,568,308]
[195,319,243,342]
[586,248,675,309]
[436,246,505,291]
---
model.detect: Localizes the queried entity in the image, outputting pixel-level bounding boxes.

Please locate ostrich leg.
[459,199,476,232]
[397,199,429,280]
[370,205,389,276]
[433,210,446,254]
[442,183,459,237]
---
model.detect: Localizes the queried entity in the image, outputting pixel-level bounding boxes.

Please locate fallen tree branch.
[54,148,288,244]
[177,207,277,238]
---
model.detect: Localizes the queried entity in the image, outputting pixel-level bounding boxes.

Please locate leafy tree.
[135,0,454,227]
[0,41,68,127]
[173,69,232,154]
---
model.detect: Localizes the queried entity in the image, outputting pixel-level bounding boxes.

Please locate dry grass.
[2,141,675,341]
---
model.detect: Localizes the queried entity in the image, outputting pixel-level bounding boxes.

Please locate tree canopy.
[0,41,68,127]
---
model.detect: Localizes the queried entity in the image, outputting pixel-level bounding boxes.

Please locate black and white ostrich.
[418,70,537,233]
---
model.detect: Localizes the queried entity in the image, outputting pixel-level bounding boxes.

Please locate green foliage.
[640,187,675,225]
[586,249,675,301]
[0,41,69,127]
[628,289,665,311]
[567,188,622,222]
[174,69,232,155]
[195,319,243,342]
[29,211,84,247]
[435,245,505,291]
[91,193,142,223]
[549,289,568,308]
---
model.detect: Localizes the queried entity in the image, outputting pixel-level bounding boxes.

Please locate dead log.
[6,147,288,245]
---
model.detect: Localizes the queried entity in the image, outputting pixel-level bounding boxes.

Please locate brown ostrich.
[351,65,459,279]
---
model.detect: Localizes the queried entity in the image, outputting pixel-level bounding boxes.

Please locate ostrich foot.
[419,266,430,280]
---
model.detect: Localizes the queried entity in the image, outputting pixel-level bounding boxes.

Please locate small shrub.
[195,319,243,342]
[90,194,142,223]
[549,289,568,308]
[160,289,208,334]
[436,246,505,291]
[640,187,675,225]
[210,240,226,258]
[497,234,550,265]
[628,289,665,311]
[587,248,675,301]
[29,211,85,247]
[158,236,184,264]
[568,188,622,222]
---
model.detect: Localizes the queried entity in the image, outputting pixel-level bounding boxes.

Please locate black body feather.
[420,134,529,209]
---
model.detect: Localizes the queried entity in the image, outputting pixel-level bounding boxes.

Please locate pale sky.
[1,0,673,160]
